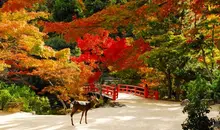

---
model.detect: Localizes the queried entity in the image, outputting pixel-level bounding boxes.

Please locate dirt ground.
[0,93,219,130]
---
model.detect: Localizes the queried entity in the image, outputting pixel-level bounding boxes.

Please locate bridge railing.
[83,84,159,100]
[83,84,118,100]
[101,84,118,100]
[118,84,145,97]
[118,84,159,100]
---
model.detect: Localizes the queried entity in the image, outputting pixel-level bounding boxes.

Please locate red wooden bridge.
[83,84,159,100]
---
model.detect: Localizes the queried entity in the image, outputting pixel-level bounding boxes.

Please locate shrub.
[211,76,220,103]
[29,96,50,115]
[0,82,51,114]
[0,89,12,110]
[182,76,214,130]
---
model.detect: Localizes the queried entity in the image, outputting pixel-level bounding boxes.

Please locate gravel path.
[0,93,219,130]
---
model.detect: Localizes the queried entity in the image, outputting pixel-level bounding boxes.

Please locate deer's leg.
[70,108,77,126]
[85,110,88,124]
[80,111,85,124]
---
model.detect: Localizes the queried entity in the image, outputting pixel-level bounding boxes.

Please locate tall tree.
[143,32,189,99]
[71,30,151,83]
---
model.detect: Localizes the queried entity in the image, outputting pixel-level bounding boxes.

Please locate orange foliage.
[138,67,163,88]
[1,0,45,12]
[42,1,155,42]
[0,10,92,101]
[39,62,93,101]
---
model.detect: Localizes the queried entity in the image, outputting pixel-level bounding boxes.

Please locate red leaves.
[152,0,183,18]
[103,38,151,70]
[42,22,71,35]
[190,0,205,14]
[88,71,102,83]
[1,0,45,12]
[136,5,148,16]
[71,30,151,83]
[77,30,113,54]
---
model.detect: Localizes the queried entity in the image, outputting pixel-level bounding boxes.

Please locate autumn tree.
[0,10,92,109]
[71,30,151,84]
[41,0,162,41]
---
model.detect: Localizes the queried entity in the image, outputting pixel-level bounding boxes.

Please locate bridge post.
[116,85,119,98]
[155,91,159,100]
[134,87,137,95]
[126,85,128,93]
[118,84,120,92]
[144,85,148,98]
[106,86,109,95]
[113,87,116,100]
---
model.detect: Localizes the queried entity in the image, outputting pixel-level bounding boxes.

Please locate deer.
[70,95,99,126]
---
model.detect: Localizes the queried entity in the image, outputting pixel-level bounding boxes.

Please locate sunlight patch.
[160,117,178,122]
[28,125,48,130]
[113,116,136,121]
[0,112,33,124]
[117,93,143,100]
[0,124,19,129]
[144,117,162,120]
[168,107,181,111]
[127,105,136,108]
[154,103,180,107]
[43,124,64,130]
[148,108,161,111]
[94,118,113,124]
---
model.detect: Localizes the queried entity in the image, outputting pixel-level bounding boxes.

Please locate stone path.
[0,93,219,130]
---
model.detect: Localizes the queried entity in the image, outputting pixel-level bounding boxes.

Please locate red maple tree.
[71,30,151,83]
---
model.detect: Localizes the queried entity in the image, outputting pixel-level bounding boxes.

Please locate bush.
[211,76,220,103]
[29,96,50,115]
[0,82,51,114]
[0,89,12,110]
[182,76,214,130]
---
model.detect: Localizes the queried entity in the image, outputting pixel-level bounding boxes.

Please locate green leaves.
[52,0,84,21]
[182,76,214,130]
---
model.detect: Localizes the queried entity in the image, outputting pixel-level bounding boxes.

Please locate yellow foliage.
[207,14,220,21]
[18,35,44,51]
[0,10,47,54]
[0,9,48,22]
[0,62,10,71]
[55,48,71,61]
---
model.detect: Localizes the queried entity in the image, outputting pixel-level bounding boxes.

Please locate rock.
[31,111,36,115]
[180,99,190,106]
[109,102,126,107]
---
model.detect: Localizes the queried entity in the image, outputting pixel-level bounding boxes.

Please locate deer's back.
[71,101,92,111]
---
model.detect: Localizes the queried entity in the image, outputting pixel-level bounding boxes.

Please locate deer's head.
[89,95,99,105]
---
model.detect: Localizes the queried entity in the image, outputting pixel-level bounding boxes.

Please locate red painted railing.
[83,84,159,100]
[118,84,159,100]
[83,84,118,100]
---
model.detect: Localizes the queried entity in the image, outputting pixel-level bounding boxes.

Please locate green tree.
[84,0,127,16]
[45,36,81,56]
[52,0,84,21]
[143,32,189,99]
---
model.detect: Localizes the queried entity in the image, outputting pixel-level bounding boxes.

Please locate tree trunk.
[59,99,67,113]
[166,69,172,99]
[201,45,213,82]
[175,85,180,101]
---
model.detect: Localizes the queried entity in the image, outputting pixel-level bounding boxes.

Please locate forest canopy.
[0,0,219,109]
